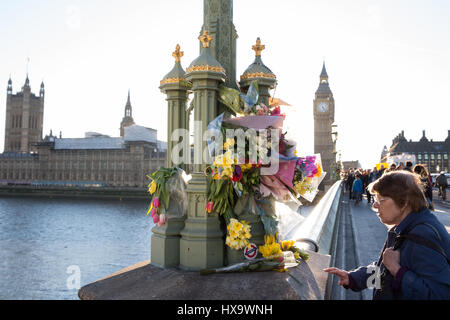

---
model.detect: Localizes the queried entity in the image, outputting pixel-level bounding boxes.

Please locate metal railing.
[294,180,343,254]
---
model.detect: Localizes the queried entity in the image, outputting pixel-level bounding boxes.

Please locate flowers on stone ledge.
[259,234,282,259]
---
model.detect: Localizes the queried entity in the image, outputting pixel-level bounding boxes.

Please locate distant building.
[342,160,361,170]
[4,76,44,153]
[1,76,166,188]
[314,62,336,184]
[120,90,135,137]
[381,130,450,173]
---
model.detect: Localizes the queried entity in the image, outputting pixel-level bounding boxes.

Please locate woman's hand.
[323,267,350,287]
[382,248,401,277]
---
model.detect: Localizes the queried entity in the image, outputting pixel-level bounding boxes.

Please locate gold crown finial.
[199,30,213,48]
[252,37,265,57]
[172,44,183,63]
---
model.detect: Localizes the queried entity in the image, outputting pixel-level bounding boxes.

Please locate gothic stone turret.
[4,76,44,153]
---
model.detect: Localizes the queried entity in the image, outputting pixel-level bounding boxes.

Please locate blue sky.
[1,0,449,168]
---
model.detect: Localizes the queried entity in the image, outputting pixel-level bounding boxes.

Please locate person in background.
[324,170,450,300]
[436,171,448,201]
[367,168,378,204]
[364,169,373,204]
[396,162,405,171]
[388,163,397,172]
[346,169,355,200]
[378,165,386,178]
[413,164,434,210]
[352,174,363,206]
[371,167,379,182]
[404,161,413,173]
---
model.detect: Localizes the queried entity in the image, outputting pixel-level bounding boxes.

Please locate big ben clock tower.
[314,62,335,185]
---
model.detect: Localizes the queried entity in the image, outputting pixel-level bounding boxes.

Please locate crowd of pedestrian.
[342,161,439,209]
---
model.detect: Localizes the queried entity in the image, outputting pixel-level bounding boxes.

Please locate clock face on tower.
[317,102,329,113]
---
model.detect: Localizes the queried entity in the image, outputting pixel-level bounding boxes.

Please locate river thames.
[0,195,153,300]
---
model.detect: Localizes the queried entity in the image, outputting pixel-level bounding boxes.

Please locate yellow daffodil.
[229,229,239,239]
[282,240,295,251]
[259,234,282,258]
[225,219,252,250]
[214,150,235,167]
[223,138,235,150]
[222,167,233,179]
[294,178,313,195]
[229,219,243,232]
[241,163,253,172]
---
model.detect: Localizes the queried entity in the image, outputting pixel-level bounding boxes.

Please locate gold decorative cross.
[252,37,265,56]
[172,44,183,62]
[199,30,213,48]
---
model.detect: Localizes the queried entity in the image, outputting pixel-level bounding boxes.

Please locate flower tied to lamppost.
[199,30,213,48]
[146,167,178,227]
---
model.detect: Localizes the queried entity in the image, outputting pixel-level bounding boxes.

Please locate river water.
[0,196,153,300]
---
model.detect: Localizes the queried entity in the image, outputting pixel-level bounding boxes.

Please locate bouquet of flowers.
[293,156,322,195]
[205,135,261,239]
[225,218,252,250]
[147,167,188,226]
[205,80,326,253]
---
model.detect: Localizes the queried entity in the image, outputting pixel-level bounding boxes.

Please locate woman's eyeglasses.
[373,195,388,205]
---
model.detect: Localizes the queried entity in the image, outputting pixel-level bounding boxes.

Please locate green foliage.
[240,167,260,196]
[206,175,236,225]
[218,85,244,115]
[289,246,310,262]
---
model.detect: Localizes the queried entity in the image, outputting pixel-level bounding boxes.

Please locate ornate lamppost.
[331,123,339,181]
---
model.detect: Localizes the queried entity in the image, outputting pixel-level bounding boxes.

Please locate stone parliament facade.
[1,77,167,188]
[381,130,450,173]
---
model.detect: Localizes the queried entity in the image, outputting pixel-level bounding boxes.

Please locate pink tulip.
[205,202,214,213]
[152,213,160,224]
[152,197,160,208]
[157,214,167,227]
[271,106,281,116]
[150,208,157,217]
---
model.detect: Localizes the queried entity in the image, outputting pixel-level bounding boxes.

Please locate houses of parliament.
[0,76,167,188]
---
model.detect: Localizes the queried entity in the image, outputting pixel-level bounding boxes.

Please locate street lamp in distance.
[331,123,340,181]
[331,122,338,146]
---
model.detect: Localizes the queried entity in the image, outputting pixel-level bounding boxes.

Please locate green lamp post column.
[151,45,190,269]
[159,44,190,170]
[179,31,226,271]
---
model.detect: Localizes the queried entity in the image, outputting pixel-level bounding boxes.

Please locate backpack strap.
[394,222,450,264]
